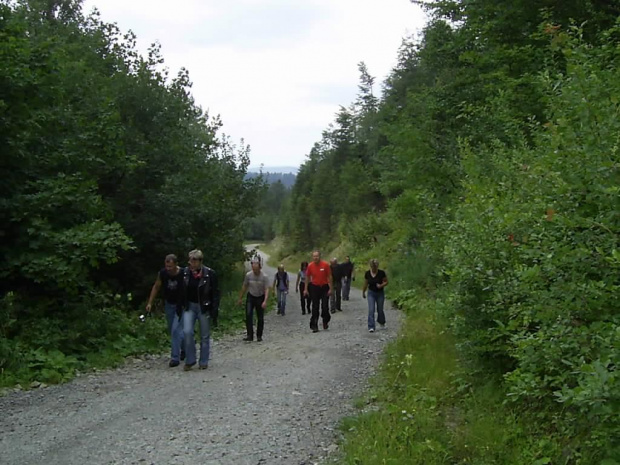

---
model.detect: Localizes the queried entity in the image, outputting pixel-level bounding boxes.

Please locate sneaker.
[379,323,386,329]
[257,337,262,342]
[199,365,208,370]
[169,360,180,368]
[323,321,329,330]
[330,309,336,314]
[312,328,319,333]
[368,328,375,333]
[183,362,196,371]
[243,337,253,342]
[338,308,342,312]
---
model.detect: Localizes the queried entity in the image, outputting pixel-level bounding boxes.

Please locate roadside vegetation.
[269,1,619,462]
[0,1,259,390]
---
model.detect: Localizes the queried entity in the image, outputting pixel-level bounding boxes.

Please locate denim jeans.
[164,302,184,362]
[342,277,351,300]
[367,290,386,330]
[276,289,287,315]
[183,302,210,367]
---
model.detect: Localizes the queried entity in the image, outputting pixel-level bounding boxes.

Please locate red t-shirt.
[306,260,331,286]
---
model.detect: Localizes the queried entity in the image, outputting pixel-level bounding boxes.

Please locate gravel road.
[0,251,401,465]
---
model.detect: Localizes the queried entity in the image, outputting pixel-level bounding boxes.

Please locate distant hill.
[245,171,296,188]
[247,166,298,174]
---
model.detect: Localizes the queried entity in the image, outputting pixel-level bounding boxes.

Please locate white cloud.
[82,0,427,167]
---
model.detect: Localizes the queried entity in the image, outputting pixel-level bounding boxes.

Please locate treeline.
[0,1,258,384]
[282,0,619,460]
[245,171,296,188]
[244,180,290,241]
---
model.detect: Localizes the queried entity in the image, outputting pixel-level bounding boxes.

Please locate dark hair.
[300,261,308,270]
[165,254,178,264]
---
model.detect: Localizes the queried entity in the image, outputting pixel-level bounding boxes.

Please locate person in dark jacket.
[146,254,185,367]
[329,258,343,313]
[180,249,220,371]
[340,256,355,301]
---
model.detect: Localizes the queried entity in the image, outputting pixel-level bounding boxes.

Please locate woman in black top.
[362,259,388,333]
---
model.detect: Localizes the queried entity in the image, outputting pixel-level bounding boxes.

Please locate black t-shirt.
[365,269,387,292]
[187,271,201,303]
[159,268,183,304]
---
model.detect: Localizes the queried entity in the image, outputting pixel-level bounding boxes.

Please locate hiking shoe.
[337,308,342,312]
[183,363,196,371]
[368,328,375,333]
[323,321,329,330]
[169,360,180,368]
[379,323,386,329]
[330,309,336,314]
[199,365,208,370]
[257,337,262,342]
[312,328,319,333]
[243,337,253,342]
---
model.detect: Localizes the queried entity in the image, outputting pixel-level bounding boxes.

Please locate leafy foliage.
[0,0,259,385]
[283,0,620,460]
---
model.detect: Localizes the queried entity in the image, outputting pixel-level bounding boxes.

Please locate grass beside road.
[331,293,567,465]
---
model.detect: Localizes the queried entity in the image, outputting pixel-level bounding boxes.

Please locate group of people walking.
[147,248,388,369]
[146,250,219,370]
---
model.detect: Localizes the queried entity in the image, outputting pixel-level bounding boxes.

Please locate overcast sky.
[82,0,428,169]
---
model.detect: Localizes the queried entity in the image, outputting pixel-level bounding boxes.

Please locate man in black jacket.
[180,249,220,371]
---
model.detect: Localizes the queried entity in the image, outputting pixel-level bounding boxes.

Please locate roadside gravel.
[0,251,401,465]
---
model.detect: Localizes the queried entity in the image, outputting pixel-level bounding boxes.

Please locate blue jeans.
[165,302,184,362]
[367,290,386,330]
[183,302,210,367]
[277,289,287,315]
[342,277,351,300]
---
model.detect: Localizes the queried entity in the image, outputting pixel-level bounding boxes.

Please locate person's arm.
[327,266,333,296]
[272,276,277,293]
[145,274,162,313]
[304,267,311,296]
[295,273,300,293]
[238,276,248,305]
[262,278,270,309]
[362,276,368,299]
[377,275,388,290]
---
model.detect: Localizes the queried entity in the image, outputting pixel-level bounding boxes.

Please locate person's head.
[277,264,285,272]
[311,250,321,264]
[344,255,351,263]
[369,258,379,272]
[164,254,178,273]
[188,249,203,271]
[300,261,308,271]
[251,258,262,273]
[330,257,338,265]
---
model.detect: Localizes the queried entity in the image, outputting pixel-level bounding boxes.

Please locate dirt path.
[0,251,401,465]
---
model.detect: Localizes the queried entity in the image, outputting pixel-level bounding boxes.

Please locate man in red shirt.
[304,250,332,332]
